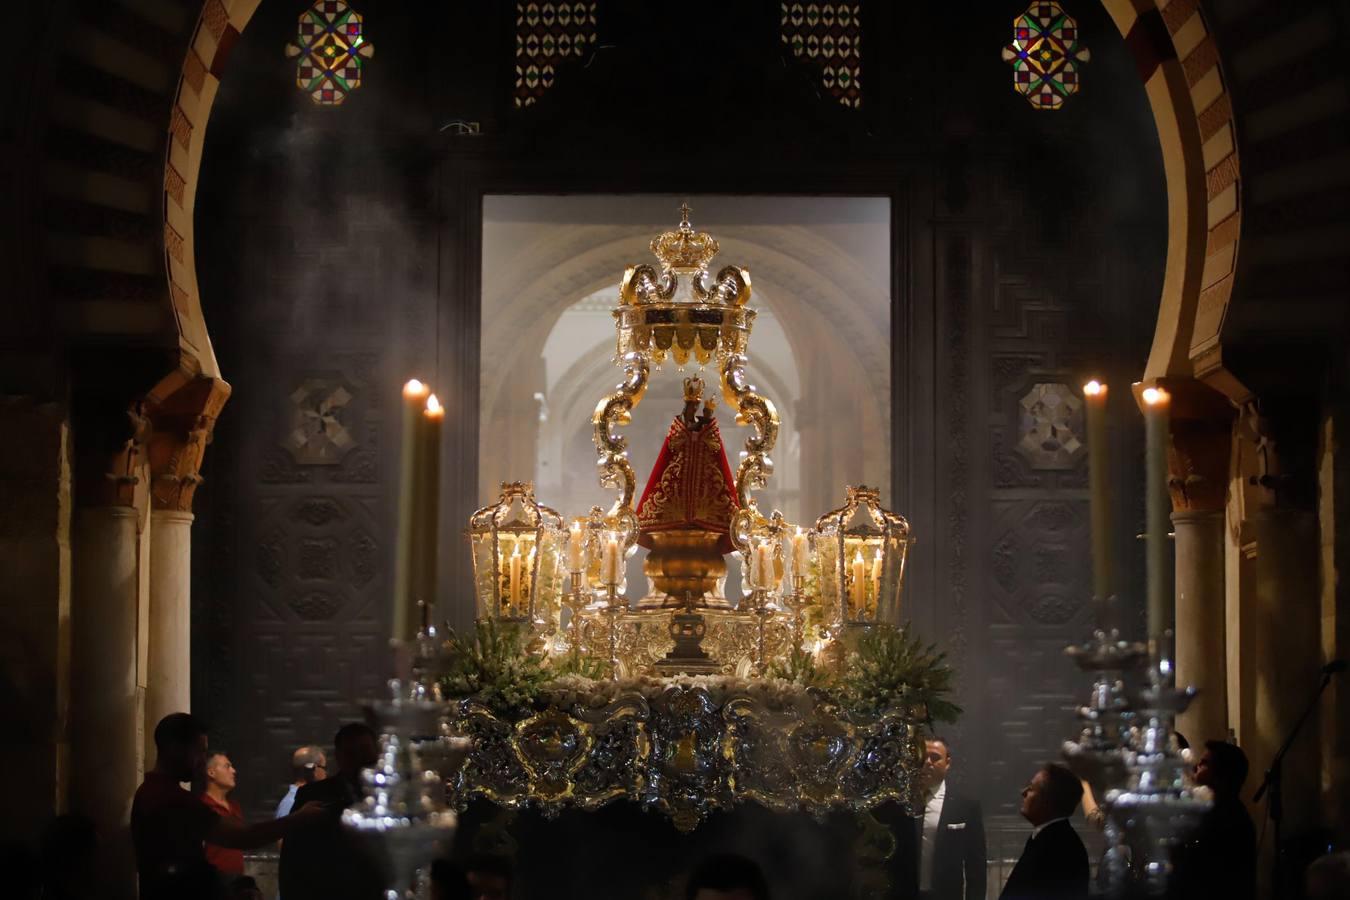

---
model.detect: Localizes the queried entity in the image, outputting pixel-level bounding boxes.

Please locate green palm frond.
[841,624,962,723]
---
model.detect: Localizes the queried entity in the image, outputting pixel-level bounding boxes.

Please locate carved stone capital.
[144,373,231,513]
[1162,378,1235,513]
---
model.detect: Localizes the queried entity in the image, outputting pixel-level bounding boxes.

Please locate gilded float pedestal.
[638,529,731,609]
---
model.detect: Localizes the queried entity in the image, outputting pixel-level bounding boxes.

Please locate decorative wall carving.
[1016,383,1084,470]
[298,537,339,580]
[289,590,342,620]
[349,528,378,586]
[260,449,311,484]
[291,496,347,526]
[256,529,284,587]
[285,377,356,465]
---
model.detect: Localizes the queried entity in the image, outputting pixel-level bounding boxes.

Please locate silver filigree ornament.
[343,678,469,900]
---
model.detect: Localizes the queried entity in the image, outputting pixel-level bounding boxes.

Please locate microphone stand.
[1252,665,1338,897]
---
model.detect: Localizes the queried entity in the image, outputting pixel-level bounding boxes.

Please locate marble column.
[146,510,194,733]
[1162,378,1234,744]
[142,371,229,738]
[1250,507,1322,832]
[1173,509,1227,743]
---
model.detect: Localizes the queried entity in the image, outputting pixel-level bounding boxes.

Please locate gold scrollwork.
[592,351,649,521]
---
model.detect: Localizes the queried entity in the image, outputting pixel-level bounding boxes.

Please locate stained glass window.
[515,2,599,109]
[1001,2,1090,110]
[781,2,862,109]
[285,0,375,106]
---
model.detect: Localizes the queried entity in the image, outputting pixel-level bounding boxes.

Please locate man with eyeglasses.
[275,745,328,819]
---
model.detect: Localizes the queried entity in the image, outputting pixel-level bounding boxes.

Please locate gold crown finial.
[651,205,719,274]
[683,376,704,402]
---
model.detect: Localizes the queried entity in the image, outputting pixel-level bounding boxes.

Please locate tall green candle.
[393,379,429,644]
[1142,385,1173,640]
[415,394,444,636]
[1083,381,1114,625]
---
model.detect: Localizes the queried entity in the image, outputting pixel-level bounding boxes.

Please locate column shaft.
[1250,508,1322,836]
[146,510,193,743]
[1173,509,1227,744]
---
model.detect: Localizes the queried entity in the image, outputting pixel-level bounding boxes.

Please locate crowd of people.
[12,712,1345,899]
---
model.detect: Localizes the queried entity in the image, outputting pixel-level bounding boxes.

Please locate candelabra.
[342,654,468,900]
[1062,619,1147,894]
[1106,632,1209,896]
[1064,625,1210,898]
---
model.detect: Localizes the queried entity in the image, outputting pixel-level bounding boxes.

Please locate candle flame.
[424,393,444,416]
[1141,386,1169,406]
[1083,380,1106,396]
[403,378,429,398]
[853,550,865,564]
[511,543,521,558]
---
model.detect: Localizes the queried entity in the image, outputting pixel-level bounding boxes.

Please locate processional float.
[343,209,1207,899]
[348,207,942,897]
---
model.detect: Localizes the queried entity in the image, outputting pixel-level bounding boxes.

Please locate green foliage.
[841,624,962,723]
[440,618,550,714]
[768,644,831,690]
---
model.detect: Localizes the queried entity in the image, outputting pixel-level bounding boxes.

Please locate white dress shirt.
[919,779,946,891]
[275,782,299,818]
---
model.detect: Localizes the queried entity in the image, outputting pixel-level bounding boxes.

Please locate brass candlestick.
[788,574,807,651]
[751,588,773,675]
[565,570,587,654]
[605,583,624,680]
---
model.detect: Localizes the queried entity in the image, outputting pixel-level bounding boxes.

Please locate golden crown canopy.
[651,203,721,274]
[615,207,756,371]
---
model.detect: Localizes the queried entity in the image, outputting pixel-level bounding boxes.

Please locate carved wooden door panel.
[932,166,1157,836]
[195,352,395,818]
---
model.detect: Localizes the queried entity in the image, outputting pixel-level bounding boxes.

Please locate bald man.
[276,745,327,819]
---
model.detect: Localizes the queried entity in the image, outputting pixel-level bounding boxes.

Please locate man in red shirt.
[132,714,323,900]
[199,751,245,878]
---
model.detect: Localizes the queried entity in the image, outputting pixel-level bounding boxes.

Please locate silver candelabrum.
[343,630,469,900]
[1063,619,1210,898]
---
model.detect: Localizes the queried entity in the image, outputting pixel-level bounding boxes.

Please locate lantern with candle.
[468,482,565,629]
[813,485,911,628]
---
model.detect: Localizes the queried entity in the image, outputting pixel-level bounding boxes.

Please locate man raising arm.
[132,714,323,900]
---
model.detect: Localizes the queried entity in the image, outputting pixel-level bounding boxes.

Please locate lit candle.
[1083,380,1114,624]
[871,551,884,616]
[415,394,443,634]
[791,528,810,578]
[850,549,866,616]
[602,533,622,587]
[567,522,585,571]
[508,544,522,612]
[755,543,775,590]
[1142,385,1173,640]
[393,379,429,644]
[525,545,536,604]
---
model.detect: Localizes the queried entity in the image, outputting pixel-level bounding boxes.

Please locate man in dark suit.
[1168,740,1256,900]
[999,762,1089,900]
[917,737,986,900]
[278,722,384,900]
